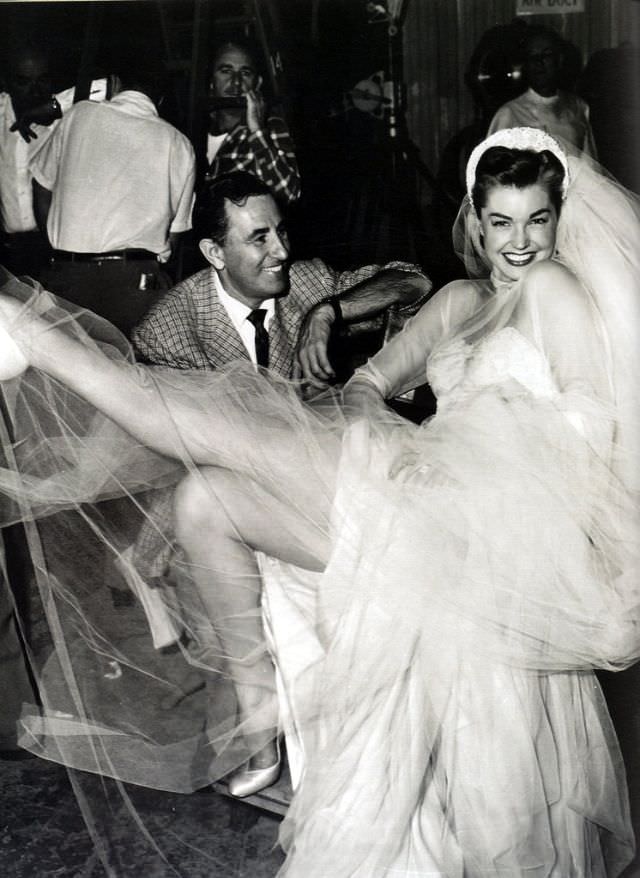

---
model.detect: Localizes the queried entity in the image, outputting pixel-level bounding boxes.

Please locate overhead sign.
[516,0,585,14]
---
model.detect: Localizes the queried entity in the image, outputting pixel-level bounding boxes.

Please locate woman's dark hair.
[520,24,564,59]
[200,172,272,244]
[472,147,565,217]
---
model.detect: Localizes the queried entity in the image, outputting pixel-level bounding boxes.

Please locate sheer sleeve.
[346,280,480,400]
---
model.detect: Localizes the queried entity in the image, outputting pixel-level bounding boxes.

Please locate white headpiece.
[466,127,570,209]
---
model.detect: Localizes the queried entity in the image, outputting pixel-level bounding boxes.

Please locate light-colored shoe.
[228,739,282,798]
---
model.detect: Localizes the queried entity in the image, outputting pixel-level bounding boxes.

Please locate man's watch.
[48,96,63,120]
[325,295,344,329]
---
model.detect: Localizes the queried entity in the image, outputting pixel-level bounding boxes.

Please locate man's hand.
[245,77,266,132]
[10,98,62,143]
[293,303,336,389]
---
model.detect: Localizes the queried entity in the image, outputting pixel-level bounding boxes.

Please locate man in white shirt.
[0,46,108,742]
[488,26,597,158]
[31,64,196,336]
[0,41,107,278]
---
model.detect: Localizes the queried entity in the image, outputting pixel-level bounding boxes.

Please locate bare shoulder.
[523,258,579,286]
[521,260,592,326]
[522,259,584,302]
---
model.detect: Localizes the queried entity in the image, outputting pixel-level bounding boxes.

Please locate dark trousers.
[1,230,51,281]
[0,528,37,750]
[40,257,171,338]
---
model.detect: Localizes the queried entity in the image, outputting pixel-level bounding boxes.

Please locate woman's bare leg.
[6,297,339,767]
[14,309,314,470]
[174,466,331,769]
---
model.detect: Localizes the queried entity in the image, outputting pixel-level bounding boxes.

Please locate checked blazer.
[132,258,418,378]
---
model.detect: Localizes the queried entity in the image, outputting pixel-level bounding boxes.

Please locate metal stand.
[341,0,436,265]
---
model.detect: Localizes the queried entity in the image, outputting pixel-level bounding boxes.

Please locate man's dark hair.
[4,38,48,80]
[201,172,272,244]
[117,60,169,108]
[210,37,260,72]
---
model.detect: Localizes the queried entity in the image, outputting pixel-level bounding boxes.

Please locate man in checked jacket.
[128,172,431,727]
[133,171,431,401]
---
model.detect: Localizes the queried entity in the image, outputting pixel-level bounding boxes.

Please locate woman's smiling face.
[480,183,558,283]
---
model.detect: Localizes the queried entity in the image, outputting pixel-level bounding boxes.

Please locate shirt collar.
[213,270,275,332]
[108,90,159,117]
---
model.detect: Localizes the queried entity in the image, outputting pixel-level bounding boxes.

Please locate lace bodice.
[427,327,557,410]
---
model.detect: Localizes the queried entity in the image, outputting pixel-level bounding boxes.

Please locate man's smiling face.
[204,194,290,307]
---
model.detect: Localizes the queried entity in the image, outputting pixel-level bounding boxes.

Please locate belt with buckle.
[51,249,158,262]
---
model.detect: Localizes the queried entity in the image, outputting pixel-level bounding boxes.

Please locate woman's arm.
[343,280,478,410]
[295,268,431,389]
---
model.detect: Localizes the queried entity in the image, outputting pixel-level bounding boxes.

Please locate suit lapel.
[201,286,251,368]
[197,274,295,375]
[269,301,296,378]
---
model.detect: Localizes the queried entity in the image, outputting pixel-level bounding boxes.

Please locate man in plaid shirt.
[204,39,300,205]
[129,172,430,655]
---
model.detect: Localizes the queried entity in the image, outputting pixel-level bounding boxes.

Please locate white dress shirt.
[0,80,106,234]
[214,271,275,366]
[31,90,195,260]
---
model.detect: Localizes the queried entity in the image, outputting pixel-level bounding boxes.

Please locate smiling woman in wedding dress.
[0,127,638,876]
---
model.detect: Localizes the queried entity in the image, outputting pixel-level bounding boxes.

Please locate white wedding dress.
[270,304,637,877]
[0,154,637,877]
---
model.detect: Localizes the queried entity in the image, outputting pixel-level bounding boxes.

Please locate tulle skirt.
[0,279,638,876]
[277,386,639,877]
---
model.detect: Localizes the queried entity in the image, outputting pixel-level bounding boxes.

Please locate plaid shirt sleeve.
[206,116,301,204]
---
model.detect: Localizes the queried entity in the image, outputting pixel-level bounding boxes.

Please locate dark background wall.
[1,0,637,278]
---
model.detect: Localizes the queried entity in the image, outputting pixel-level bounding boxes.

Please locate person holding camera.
[205,39,301,205]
